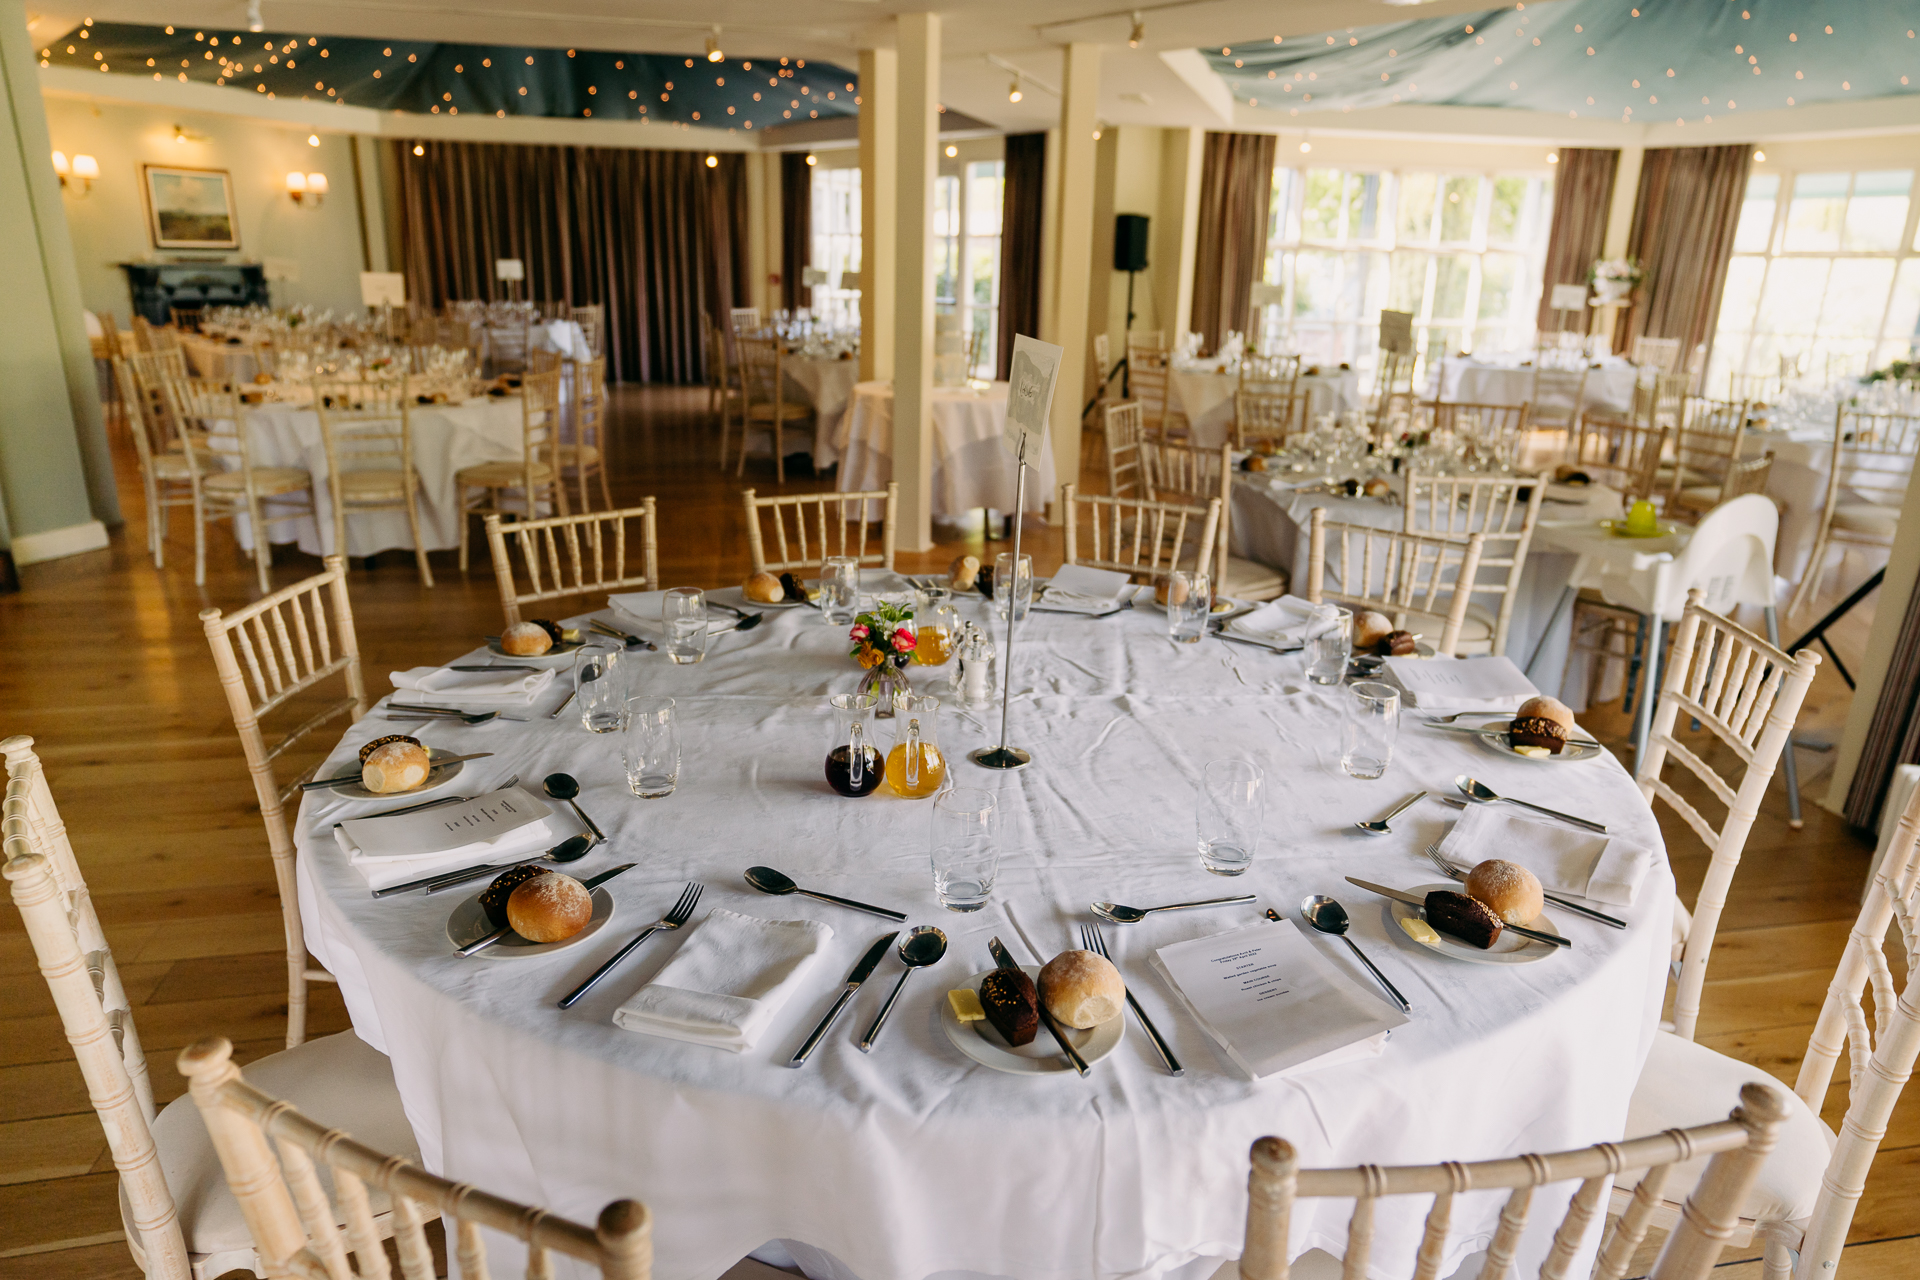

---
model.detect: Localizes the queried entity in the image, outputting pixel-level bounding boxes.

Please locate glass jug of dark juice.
[826,693,882,797]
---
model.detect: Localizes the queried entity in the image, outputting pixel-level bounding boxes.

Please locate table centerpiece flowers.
[851,600,915,715]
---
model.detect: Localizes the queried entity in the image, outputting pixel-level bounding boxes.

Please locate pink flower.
[849,624,870,641]
[891,627,917,653]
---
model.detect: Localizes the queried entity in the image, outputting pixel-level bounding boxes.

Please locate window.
[809,165,861,328]
[1709,169,1920,393]
[1260,165,1554,376]
[932,160,1004,377]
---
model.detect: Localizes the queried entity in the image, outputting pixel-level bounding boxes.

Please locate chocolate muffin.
[978,968,1039,1046]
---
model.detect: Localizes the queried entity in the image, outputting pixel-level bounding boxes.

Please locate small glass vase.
[859,661,912,718]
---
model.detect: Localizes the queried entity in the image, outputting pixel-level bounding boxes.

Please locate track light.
[247,0,263,33]
[1129,12,1144,47]
[706,28,723,63]
[805,153,817,166]
[1008,77,1022,103]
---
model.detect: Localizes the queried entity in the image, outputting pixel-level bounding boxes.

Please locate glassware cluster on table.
[758,307,861,361]
[1243,410,1523,492]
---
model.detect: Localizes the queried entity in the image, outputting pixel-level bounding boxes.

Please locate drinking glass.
[1306,607,1353,686]
[1342,681,1400,780]
[1166,570,1211,644]
[822,556,861,626]
[662,587,708,665]
[929,787,1000,911]
[573,641,626,733]
[622,697,679,798]
[993,553,1033,623]
[1196,759,1265,876]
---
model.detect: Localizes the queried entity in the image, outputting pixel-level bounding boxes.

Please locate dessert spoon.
[1355,790,1428,835]
[1299,895,1411,1012]
[545,773,606,844]
[1454,775,1608,833]
[744,866,907,921]
[1091,894,1256,923]
[858,926,947,1052]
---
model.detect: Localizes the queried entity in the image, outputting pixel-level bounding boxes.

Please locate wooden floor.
[0,385,1910,1279]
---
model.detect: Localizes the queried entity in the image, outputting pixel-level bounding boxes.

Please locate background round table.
[835,381,1054,519]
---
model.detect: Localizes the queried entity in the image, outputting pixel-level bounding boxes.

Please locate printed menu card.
[336,787,553,862]
[1150,920,1407,1079]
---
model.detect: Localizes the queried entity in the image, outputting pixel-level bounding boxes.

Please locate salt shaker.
[957,623,997,707]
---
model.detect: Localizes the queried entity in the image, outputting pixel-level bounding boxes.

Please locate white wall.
[41,95,369,322]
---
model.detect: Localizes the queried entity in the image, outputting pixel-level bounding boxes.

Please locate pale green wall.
[41,95,369,320]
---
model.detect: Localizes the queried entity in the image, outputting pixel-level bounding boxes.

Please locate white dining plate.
[709,584,813,610]
[1385,883,1561,967]
[939,965,1124,1075]
[484,636,588,666]
[326,747,466,800]
[1473,729,1604,764]
[443,886,615,959]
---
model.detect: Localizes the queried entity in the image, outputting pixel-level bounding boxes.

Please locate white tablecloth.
[1429,357,1638,416]
[836,381,1055,519]
[1168,367,1364,447]
[232,393,535,557]
[786,356,863,466]
[295,596,1673,1280]
[181,332,260,381]
[530,320,592,361]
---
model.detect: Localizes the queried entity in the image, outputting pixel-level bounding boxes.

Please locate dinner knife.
[988,936,1090,1076]
[1343,876,1573,949]
[788,932,899,1067]
[299,752,494,792]
[448,664,541,672]
[1207,626,1302,654]
[589,619,657,651]
[1421,722,1603,748]
[455,863,636,958]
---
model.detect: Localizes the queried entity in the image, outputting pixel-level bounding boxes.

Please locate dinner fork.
[1079,924,1182,1076]
[557,881,704,1008]
[1421,842,1627,929]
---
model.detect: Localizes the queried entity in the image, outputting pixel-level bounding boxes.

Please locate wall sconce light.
[53,151,98,195]
[286,171,328,206]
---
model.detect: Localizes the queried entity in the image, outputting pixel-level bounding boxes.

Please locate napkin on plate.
[390,665,557,706]
[1226,596,1339,647]
[1436,805,1653,907]
[1039,564,1134,613]
[331,786,557,891]
[1383,654,1539,713]
[612,909,833,1053]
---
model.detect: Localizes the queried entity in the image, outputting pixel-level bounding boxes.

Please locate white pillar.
[889,16,939,552]
[1157,126,1205,343]
[1598,145,1644,349]
[1043,42,1102,497]
[746,151,771,322]
[858,48,898,385]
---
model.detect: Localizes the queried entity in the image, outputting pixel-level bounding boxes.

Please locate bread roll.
[1466,859,1545,926]
[500,621,554,656]
[1353,610,1394,651]
[1155,575,1189,608]
[743,571,785,604]
[1037,950,1125,1029]
[506,871,593,943]
[948,554,981,592]
[359,736,431,793]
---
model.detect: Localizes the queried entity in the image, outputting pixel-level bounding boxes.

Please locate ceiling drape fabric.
[1191,131,1278,357]
[781,152,813,316]
[391,140,748,384]
[1536,147,1619,334]
[997,132,1047,381]
[1845,564,1920,830]
[1614,144,1752,363]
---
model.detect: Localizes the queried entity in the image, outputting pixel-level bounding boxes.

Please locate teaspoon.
[858,926,947,1052]
[1454,775,1608,833]
[415,834,595,896]
[744,866,907,921]
[1355,790,1428,835]
[1091,894,1255,924]
[545,773,606,844]
[1299,895,1411,1012]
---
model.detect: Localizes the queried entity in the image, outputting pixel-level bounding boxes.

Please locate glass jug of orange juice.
[912,587,959,666]
[885,695,948,798]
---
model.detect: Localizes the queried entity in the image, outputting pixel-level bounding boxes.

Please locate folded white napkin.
[1227,596,1337,646]
[1040,564,1134,612]
[612,909,833,1053]
[1384,654,1539,713]
[390,665,557,706]
[332,786,557,891]
[1436,805,1652,907]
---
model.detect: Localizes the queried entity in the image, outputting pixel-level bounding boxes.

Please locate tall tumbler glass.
[1306,607,1352,685]
[993,553,1033,623]
[1166,570,1211,644]
[662,587,708,665]
[822,557,861,626]
[574,641,626,733]
[929,787,1000,911]
[622,696,680,798]
[1196,759,1265,876]
[1342,681,1400,779]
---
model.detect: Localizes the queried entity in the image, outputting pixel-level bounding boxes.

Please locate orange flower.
[857,647,886,669]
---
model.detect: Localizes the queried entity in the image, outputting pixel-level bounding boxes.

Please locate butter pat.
[1399,917,1442,946]
[947,988,985,1021]
[1512,744,1551,760]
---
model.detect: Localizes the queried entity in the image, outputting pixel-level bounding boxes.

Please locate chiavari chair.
[485,504,659,626]
[1528,364,1589,434]
[456,366,567,572]
[1728,370,1777,404]
[132,312,159,353]
[553,353,613,511]
[1234,387,1308,451]
[1305,507,1486,657]
[112,355,201,569]
[742,484,898,575]
[1669,451,1776,524]
[1565,415,1669,502]
[314,377,433,585]
[1141,439,1288,601]
[573,302,607,356]
[1401,472,1544,656]
[1631,334,1683,375]
[709,325,745,445]
[1787,406,1919,616]
[1239,351,1301,393]
[1236,1082,1790,1280]
[3,736,418,1280]
[1059,484,1221,582]
[1660,397,1750,501]
[128,348,194,451]
[1369,347,1417,428]
[731,334,815,484]
[529,347,564,375]
[1104,400,1146,499]
[165,377,317,592]
[730,306,763,334]
[1126,332,1180,436]
[486,312,531,376]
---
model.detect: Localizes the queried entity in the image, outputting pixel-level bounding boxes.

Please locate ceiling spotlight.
[1129,12,1144,47]
[1753,148,1766,161]
[706,28,724,63]
[805,153,817,166]
[308,133,320,146]
[1546,150,1559,163]
[412,143,424,156]
[247,0,263,33]
[705,153,718,168]
[1299,140,1312,153]
[1008,77,1022,103]
[945,144,958,158]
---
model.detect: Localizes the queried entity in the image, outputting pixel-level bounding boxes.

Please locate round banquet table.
[1427,356,1639,417]
[835,381,1055,519]
[296,590,1674,1280]
[784,354,863,466]
[1167,366,1363,447]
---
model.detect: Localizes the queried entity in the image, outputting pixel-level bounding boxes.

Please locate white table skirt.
[836,381,1055,519]
[230,394,535,557]
[296,596,1673,1280]
[1169,368,1363,448]
[1429,358,1638,417]
[182,333,260,382]
[786,356,863,465]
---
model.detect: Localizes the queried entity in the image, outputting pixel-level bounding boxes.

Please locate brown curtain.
[1536,148,1619,333]
[1845,566,1920,829]
[997,132,1046,381]
[391,139,748,384]
[1614,144,1752,361]
[780,151,812,314]
[1191,132,1278,356]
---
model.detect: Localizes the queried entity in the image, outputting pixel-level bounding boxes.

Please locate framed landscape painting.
[143,166,239,250]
